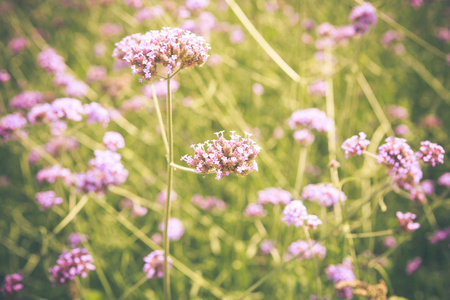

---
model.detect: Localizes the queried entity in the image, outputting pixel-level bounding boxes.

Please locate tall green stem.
[293,147,308,199]
[164,77,174,300]
[303,226,322,298]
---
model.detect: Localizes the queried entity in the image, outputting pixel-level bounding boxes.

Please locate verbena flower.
[293,129,315,146]
[143,250,171,279]
[36,165,72,185]
[74,150,128,193]
[349,2,377,34]
[260,240,276,254]
[103,131,125,151]
[35,190,63,210]
[421,179,434,195]
[326,259,356,299]
[438,172,450,187]
[8,36,28,54]
[288,240,326,260]
[10,91,45,109]
[282,200,308,227]
[257,187,292,206]
[113,27,210,82]
[185,0,209,12]
[244,203,267,217]
[38,47,67,74]
[406,257,422,275]
[287,108,334,132]
[396,211,420,232]
[416,141,445,167]
[52,98,84,121]
[428,227,450,244]
[302,184,347,207]
[0,272,23,297]
[158,218,184,241]
[67,233,88,248]
[181,131,261,180]
[83,102,110,127]
[48,248,95,284]
[306,215,323,230]
[308,80,327,96]
[0,113,27,141]
[378,137,423,191]
[341,132,370,158]
[386,105,409,119]
[0,70,10,82]
[143,79,179,99]
[27,103,57,124]
[157,190,178,205]
[191,194,226,211]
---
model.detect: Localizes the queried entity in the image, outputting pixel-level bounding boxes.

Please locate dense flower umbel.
[158,218,185,241]
[282,200,309,227]
[181,131,261,180]
[257,187,292,206]
[429,227,450,244]
[113,27,210,82]
[74,150,128,193]
[396,211,420,232]
[438,172,450,187]
[288,240,326,260]
[378,137,423,188]
[35,190,63,210]
[406,257,422,275]
[67,233,88,248]
[341,132,370,158]
[349,2,377,34]
[287,108,334,132]
[244,203,267,217]
[38,47,67,74]
[0,272,23,297]
[48,248,95,284]
[416,141,445,167]
[143,250,172,279]
[10,91,45,109]
[103,131,125,151]
[36,165,72,185]
[0,113,27,141]
[302,184,347,207]
[191,194,226,211]
[326,259,356,299]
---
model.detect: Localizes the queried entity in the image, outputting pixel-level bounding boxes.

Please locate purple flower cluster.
[120,199,148,217]
[83,102,110,127]
[429,227,450,244]
[308,80,327,96]
[67,233,89,248]
[377,137,423,190]
[74,150,128,193]
[0,272,23,297]
[326,259,356,299]
[386,105,409,119]
[341,132,371,158]
[181,131,261,180]
[406,257,422,275]
[282,200,321,229]
[157,190,178,205]
[396,211,420,232]
[244,203,267,217]
[416,141,445,167]
[257,187,292,206]
[191,194,226,211]
[143,79,179,99]
[103,131,125,151]
[260,240,276,254]
[302,184,347,207]
[438,172,450,187]
[54,72,89,98]
[185,0,209,12]
[288,240,326,260]
[36,165,72,185]
[159,218,185,241]
[35,190,63,210]
[0,70,10,82]
[48,248,95,284]
[38,47,67,74]
[349,2,377,34]
[293,129,315,146]
[10,91,45,109]
[50,98,84,121]
[0,113,27,141]
[143,250,171,279]
[8,37,28,54]
[113,27,211,81]
[288,108,334,132]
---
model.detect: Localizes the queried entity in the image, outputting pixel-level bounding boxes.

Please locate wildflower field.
[1,0,449,299]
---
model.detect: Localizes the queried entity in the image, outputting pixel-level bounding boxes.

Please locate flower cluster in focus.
[143,250,172,279]
[181,131,261,180]
[48,248,95,284]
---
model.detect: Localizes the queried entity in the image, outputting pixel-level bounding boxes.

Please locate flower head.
[438,172,450,187]
[293,129,315,146]
[308,80,327,96]
[257,187,292,206]
[103,131,125,151]
[349,2,377,34]
[159,218,185,241]
[302,184,347,207]
[67,233,89,248]
[396,211,420,232]
[192,194,226,211]
[244,203,267,217]
[0,272,23,297]
[10,91,45,109]
[341,132,370,158]
[0,113,27,141]
[35,190,63,210]
[288,240,326,260]
[287,108,334,132]
[49,248,95,284]
[181,131,261,180]
[143,250,172,279]
[113,27,210,81]
[282,200,308,227]
[406,257,422,275]
[38,47,67,74]
[416,141,445,167]
[326,259,356,299]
